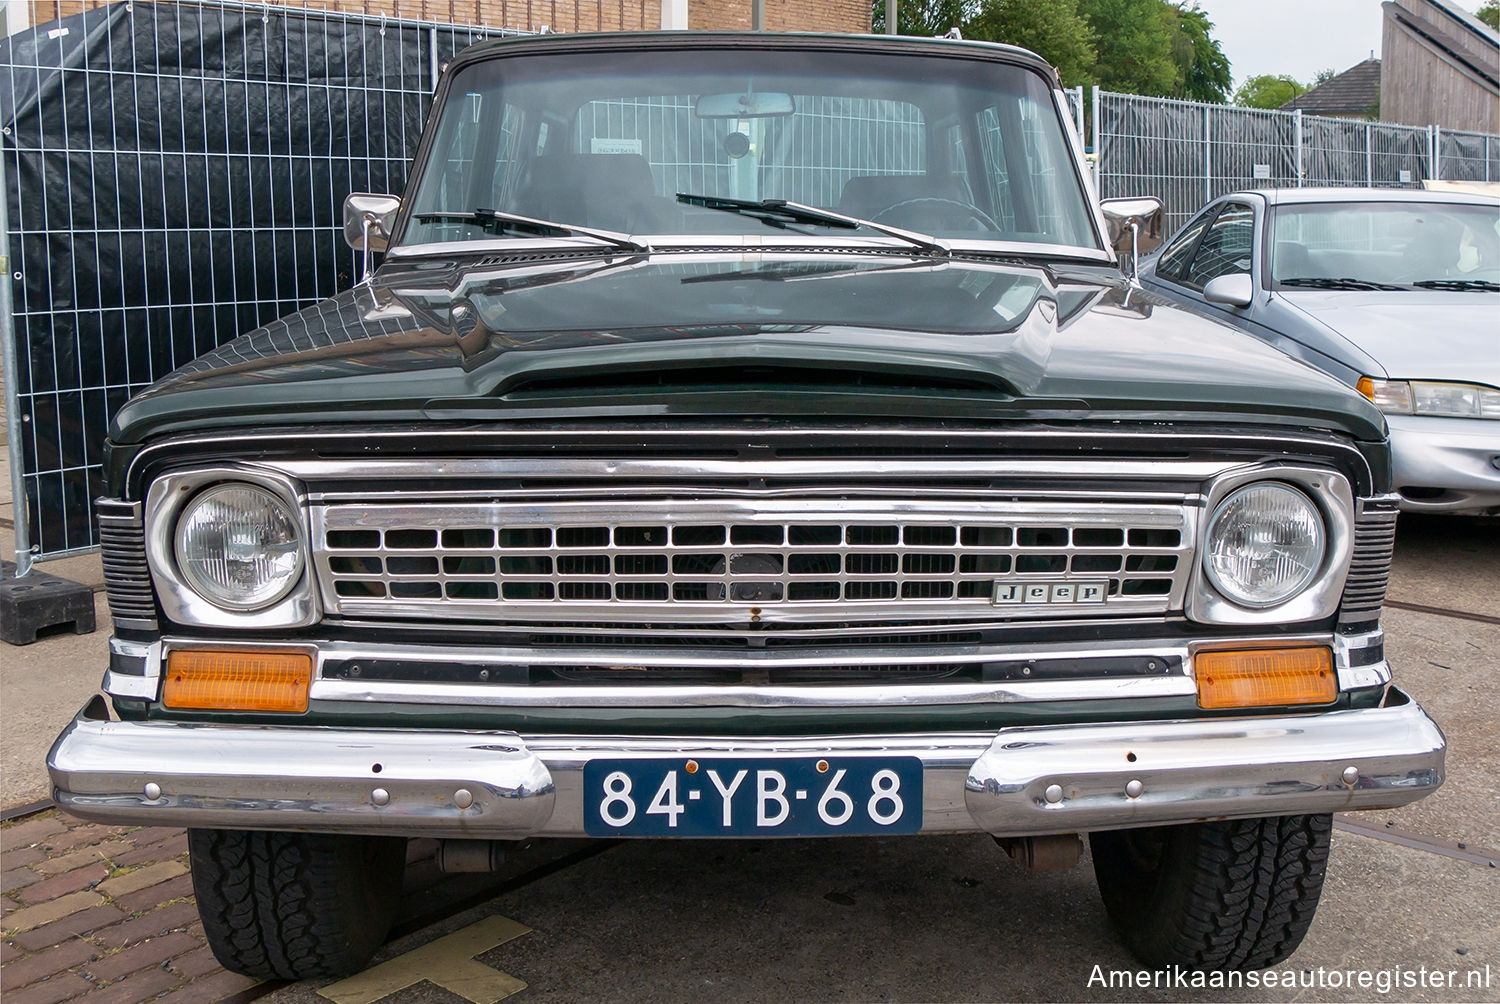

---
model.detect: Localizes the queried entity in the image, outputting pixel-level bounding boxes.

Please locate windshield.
[399,46,1100,253]
[1270,201,1500,288]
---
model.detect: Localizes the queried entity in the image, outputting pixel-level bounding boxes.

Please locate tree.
[1477,1,1499,30]
[871,0,973,36]
[1076,0,1183,97]
[1233,74,1308,109]
[1315,68,1337,85]
[965,0,1097,86]
[1170,4,1232,102]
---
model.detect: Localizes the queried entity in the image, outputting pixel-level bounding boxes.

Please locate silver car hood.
[1278,290,1500,384]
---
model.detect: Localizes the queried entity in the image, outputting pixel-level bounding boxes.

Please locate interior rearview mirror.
[694,92,796,119]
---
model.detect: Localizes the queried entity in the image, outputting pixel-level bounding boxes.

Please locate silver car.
[1141,187,1500,515]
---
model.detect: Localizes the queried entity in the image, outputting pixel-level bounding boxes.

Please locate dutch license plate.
[583,756,923,837]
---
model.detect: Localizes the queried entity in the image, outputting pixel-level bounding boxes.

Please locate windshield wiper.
[411,208,649,254]
[1278,277,1402,291]
[1411,278,1500,291]
[675,193,949,258]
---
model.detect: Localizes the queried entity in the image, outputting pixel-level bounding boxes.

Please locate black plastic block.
[0,561,97,645]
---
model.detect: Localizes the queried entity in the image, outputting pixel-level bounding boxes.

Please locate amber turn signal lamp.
[163,649,313,712]
[1195,647,1336,710]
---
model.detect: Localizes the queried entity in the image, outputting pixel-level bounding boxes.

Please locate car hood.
[1278,289,1500,385]
[112,252,1386,444]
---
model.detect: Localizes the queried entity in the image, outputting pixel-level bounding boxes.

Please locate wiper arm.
[1412,278,1500,291]
[1279,276,1402,291]
[412,208,649,254]
[676,193,949,258]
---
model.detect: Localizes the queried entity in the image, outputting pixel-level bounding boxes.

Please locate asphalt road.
[252,514,1499,1004]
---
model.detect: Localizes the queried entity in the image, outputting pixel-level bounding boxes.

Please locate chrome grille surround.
[97,500,157,630]
[314,498,1197,624]
[1339,494,1400,629]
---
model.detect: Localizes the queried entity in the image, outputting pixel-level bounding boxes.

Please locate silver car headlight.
[174,484,305,609]
[1203,483,1325,608]
[1358,378,1500,419]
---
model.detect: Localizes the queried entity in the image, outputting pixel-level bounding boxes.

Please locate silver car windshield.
[399,46,1100,254]
[1271,202,1500,290]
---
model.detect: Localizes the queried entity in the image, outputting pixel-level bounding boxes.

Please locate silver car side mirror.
[1100,197,1165,281]
[343,193,402,281]
[1203,273,1254,308]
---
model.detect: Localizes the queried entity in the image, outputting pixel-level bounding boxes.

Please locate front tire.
[1090,814,1331,970]
[188,829,407,979]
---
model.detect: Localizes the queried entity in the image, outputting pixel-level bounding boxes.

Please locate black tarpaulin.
[1,1,501,555]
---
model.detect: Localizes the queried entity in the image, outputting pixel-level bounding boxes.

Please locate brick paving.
[0,809,258,1003]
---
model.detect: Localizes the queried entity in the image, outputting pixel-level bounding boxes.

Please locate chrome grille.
[1339,497,1399,629]
[97,500,157,630]
[315,499,1196,624]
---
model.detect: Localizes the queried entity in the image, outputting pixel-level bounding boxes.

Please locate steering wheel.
[871,197,1001,233]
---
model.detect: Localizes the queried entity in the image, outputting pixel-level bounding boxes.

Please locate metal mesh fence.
[1437,128,1498,183]
[0,1,530,564]
[1095,90,1499,233]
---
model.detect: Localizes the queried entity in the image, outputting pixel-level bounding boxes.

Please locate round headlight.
[1204,483,1324,608]
[174,484,304,610]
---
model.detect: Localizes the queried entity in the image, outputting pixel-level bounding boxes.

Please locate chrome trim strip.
[102,671,160,700]
[124,427,1373,491]
[107,637,162,676]
[282,458,1234,482]
[964,695,1444,836]
[49,693,1444,838]
[309,676,1198,709]
[298,637,1195,671]
[1334,629,1391,692]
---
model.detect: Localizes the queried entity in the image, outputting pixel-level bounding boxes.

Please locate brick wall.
[25,0,869,32]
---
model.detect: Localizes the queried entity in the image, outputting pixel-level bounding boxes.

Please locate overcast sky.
[1192,0,1490,90]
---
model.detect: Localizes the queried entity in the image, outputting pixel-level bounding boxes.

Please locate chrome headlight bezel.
[144,467,319,628]
[1188,466,1353,626]
[1203,482,1325,608]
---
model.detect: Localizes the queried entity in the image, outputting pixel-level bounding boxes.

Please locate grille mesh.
[96,500,157,629]
[1339,500,1399,628]
[316,499,1194,623]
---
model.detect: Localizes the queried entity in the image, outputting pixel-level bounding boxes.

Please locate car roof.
[446,31,1062,86]
[1238,187,1500,207]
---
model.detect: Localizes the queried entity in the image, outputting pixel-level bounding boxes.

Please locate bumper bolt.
[1342,766,1360,785]
[1125,779,1144,799]
[453,788,474,809]
[1044,784,1064,804]
[143,782,161,800]
[371,787,390,806]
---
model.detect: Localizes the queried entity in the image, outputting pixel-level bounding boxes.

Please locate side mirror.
[343,193,401,282]
[1203,273,1254,308]
[1099,197,1165,280]
[343,193,402,252]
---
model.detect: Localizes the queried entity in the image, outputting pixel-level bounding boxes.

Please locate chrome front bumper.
[49,693,1445,839]
[1389,415,1500,514]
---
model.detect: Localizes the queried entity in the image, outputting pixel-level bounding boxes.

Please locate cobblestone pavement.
[2,812,504,1004]
[0,811,256,1004]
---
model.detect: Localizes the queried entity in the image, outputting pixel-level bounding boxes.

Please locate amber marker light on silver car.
[1203,483,1325,609]
[1357,377,1500,419]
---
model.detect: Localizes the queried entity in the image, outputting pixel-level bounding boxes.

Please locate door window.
[1181,203,1255,288]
